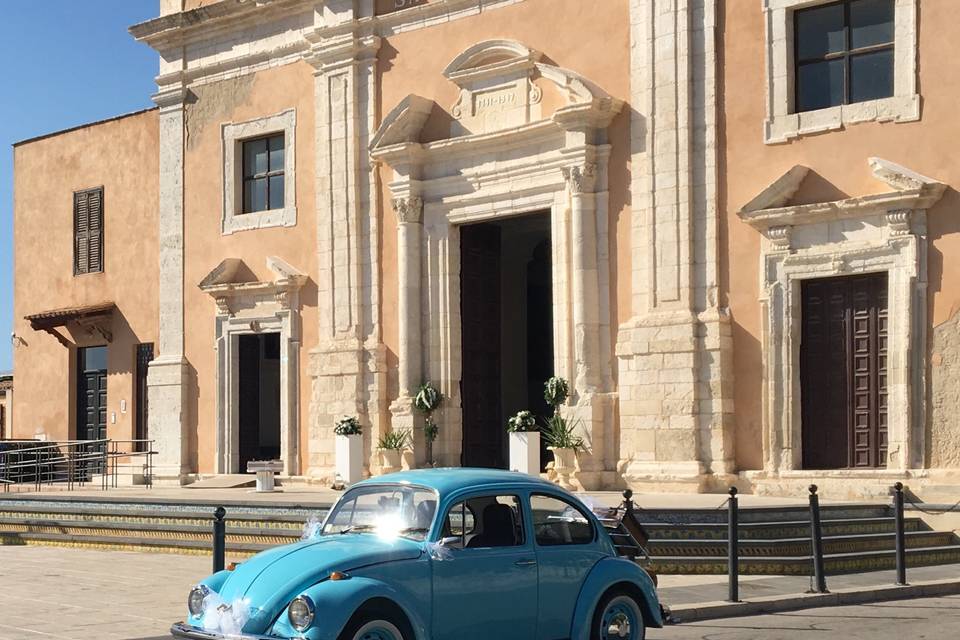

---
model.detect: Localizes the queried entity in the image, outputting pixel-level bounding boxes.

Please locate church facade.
[11,0,960,497]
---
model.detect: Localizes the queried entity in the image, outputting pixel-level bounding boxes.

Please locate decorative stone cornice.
[392,197,423,224]
[199,256,307,317]
[562,163,597,195]
[766,225,792,250]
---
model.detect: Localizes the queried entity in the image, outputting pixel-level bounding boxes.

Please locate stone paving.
[1,545,957,640]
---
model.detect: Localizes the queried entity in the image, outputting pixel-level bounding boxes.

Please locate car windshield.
[322,485,439,541]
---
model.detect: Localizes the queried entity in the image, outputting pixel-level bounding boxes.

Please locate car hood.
[215,534,423,634]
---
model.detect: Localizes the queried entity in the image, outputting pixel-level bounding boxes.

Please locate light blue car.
[171,468,662,640]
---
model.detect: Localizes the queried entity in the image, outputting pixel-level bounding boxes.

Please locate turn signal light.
[329,571,349,581]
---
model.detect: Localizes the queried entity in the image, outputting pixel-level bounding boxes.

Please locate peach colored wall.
[722,0,960,470]
[376,0,632,376]
[182,62,317,474]
[12,110,160,443]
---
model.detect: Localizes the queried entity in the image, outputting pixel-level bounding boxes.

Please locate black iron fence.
[0,438,155,492]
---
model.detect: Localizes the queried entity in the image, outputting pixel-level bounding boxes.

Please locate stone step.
[647,530,957,557]
[0,517,303,544]
[0,530,270,555]
[648,545,960,575]
[637,503,891,525]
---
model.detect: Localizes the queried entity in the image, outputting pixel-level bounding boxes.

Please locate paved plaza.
[0,546,958,640]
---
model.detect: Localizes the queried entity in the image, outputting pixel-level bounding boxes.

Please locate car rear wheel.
[591,590,646,640]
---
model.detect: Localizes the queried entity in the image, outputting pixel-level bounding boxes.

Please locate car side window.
[442,495,524,549]
[530,494,594,546]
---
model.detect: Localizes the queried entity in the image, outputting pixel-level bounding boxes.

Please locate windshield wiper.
[339,524,376,534]
[398,527,430,537]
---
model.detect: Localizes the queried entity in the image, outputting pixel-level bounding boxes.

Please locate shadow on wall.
[925,187,960,469]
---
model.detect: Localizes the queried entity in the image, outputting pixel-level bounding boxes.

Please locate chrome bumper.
[170,622,281,640]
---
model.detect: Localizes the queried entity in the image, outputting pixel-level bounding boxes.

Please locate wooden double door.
[800,273,888,469]
[77,346,108,442]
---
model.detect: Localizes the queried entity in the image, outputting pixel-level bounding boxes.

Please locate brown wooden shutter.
[73,187,103,274]
[88,188,103,272]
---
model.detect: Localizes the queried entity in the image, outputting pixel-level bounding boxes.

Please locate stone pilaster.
[389,196,425,467]
[617,0,734,491]
[147,84,192,483]
[306,2,385,482]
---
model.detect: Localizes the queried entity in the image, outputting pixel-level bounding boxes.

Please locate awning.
[25,302,116,344]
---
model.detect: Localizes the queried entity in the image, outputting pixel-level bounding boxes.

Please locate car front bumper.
[170,622,288,640]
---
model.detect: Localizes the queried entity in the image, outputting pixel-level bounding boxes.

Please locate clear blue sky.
[0,1,158,373]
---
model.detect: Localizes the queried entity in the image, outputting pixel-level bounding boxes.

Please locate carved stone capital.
[393,196,423,224]
[214,296,231,316]
[562,163,597,194]
[766,225,793,250]
[886,209,913,236]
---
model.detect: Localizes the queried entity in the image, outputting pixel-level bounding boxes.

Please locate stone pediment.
[738,158,946,232]
[370,39,623,153]
[199,257,307,316]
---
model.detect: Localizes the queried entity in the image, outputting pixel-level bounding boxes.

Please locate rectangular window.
[442,495,524,549]
[794,0,894,113]
[74,187,103,275]
[241,133,284,214]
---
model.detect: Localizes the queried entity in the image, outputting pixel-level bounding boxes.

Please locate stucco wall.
[375,0,632,389]
[181,61,317,474]
[12,110,160,443]
[721,0,960,471]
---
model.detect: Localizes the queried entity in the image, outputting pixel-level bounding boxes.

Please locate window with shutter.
[74,187,103,275]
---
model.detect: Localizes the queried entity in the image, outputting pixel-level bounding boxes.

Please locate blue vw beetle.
[172,468,662,640]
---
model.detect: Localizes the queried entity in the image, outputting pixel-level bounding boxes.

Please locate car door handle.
[514,559,537,567]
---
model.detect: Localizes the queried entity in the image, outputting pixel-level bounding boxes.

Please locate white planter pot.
[509,431,541,476]
[335,434,364,485]
[380,449,403,474]
[549,447,579,490]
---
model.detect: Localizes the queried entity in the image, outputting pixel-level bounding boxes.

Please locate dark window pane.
[850,48,894,102]
[243,138,268,178]
[268,134,284,171]
[243,177,268,213]
[797,58,845,112]
[80,346,108,372]
[850,0,894,49]
[268,174,285,210]
[796,3,845,60]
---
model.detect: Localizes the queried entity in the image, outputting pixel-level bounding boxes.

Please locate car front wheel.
[338,604,412,640]
[591,590,646,640]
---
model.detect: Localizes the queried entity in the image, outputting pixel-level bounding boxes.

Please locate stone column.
[306,6,385,481]
[390,196,424,466]
[617,0,734,492]
[147,85,191,483]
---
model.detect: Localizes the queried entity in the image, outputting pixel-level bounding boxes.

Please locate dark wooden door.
[238,333,281,472]
[801,273,888,469]
[460,223,503,468]
[77,346,108,442]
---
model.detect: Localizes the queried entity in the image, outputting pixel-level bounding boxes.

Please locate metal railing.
[0,438,155,493]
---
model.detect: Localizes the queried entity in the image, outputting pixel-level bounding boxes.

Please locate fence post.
[623,489,635,517]
[727,486,739,602]
[894,482,907,585]
[213,506,226,573]
[808,484,828,593]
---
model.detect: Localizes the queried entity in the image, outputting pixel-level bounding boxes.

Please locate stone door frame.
[739,159,945,475]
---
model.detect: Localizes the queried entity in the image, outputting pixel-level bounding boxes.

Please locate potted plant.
[377,429,411,474]
[333,416,363,485]
[414,381,443,467]
[507,409,540,475]
[543,412,583,490]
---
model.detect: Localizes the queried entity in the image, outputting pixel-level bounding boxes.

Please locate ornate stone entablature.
[370,39,623,485]
[738,157,946,475]
[198,256,308,476]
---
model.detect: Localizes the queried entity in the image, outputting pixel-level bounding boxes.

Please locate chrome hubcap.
[353,620,402,640]
[607,613,631,638]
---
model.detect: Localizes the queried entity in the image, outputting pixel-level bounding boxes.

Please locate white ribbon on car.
[200,592,252,637]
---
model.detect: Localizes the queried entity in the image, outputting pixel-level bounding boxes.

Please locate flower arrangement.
[507,410,538,433]
[541,376,583,450]
[544,376,569,409]
[377,429,411,451]
[333,416,362,436]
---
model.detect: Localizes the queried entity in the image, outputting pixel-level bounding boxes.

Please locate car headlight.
[288,595,315,631]
[188,585,210,616]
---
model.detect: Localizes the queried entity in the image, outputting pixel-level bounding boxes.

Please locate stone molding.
[371,39,623,483]
[199,256,307,476]
[221,109,297,235]
[763,0,919,144]
[738,158,946,473]
[392,196,423,224]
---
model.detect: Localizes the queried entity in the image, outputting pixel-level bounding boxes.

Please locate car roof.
[353,467,562,495]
